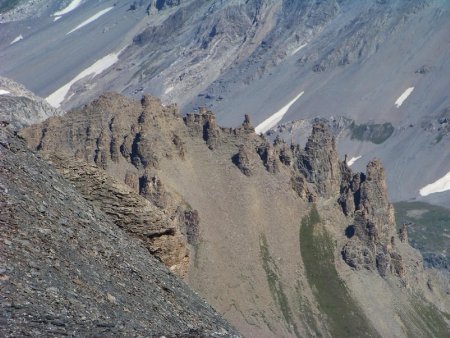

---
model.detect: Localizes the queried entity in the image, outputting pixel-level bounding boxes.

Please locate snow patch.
[291,43,307,55]
[347,156,362,166]
[0,89,11,95]
[10,35,23,45]
[419,171,450,196]
[255,91,304,134]
[164,86,174,94]
[53,0,83,17]
[395,87,414,108]
[54,16,62,21]
[46,50,122,108]
[66,7,113,35]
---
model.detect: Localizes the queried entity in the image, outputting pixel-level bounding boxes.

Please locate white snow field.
[395,87,414,108]
[291,43,308,55]
[66,7,114,35]
[46,50,121,108]
[164,86,174,94]
[255,91,305,134]
[10,35,23,45]
[419,171,450,196]
[347,156,362,166]
[53,0,83,17]
[0,90,11,95]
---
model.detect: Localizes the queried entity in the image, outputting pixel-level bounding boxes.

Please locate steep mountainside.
[20,93,450,337]
[266,116,450,274]
[0,0,448,207]
[0,125,241,337]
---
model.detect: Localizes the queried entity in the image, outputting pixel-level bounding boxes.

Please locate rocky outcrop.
[46,154,190,277]
[257,142,279,174]
[233,114,256,136]
[184,108,221,150]
[19,93,199,277]
[21,93,183,169]
[295,122,342,198]
[183,209,200,245]
[338,166,363,217]
[0,126,240,337]
[171,132,186,158]
[273,136,293,166]
[139,172,170,209]
[232,144,254,176]
[19,95,410,280]
[341,160,405,277]
[291,174,316,202]
[398,224,408,243]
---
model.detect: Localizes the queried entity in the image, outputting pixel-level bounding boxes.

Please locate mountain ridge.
[17,92,450,337]
[0,0,449,335]
[1,0,448,207]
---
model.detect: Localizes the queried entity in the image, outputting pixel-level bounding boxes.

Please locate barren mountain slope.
[20,93,450,337]
[1,0,449,206]
[0,125,241,337]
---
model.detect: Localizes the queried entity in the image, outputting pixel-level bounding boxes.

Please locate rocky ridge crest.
[14,93,450,336]
[22,93,410,280]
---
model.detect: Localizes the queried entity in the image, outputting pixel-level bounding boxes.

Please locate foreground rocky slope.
[20,93,450,337]
[0,125,240,337]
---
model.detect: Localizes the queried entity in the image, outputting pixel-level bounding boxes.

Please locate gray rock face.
[45,153,190,277]
[19,93,204,277]
[0,125,241,337]
[341,159,405,277]
[184,108,221,150]
[296,122,342,199]
[0,76,63,130]
[232,144,254,176]
[257,142,279,174]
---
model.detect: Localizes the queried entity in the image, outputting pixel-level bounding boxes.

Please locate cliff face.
[19,93,450,337]
[21,94,195,277]
[296,122,342,199]
[45,154,190,277]
[341,159,405,277]
[0,125,240,337]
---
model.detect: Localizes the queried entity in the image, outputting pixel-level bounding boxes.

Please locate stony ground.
[0,125,241,337]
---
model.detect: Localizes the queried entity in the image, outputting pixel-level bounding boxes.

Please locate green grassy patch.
[411,299,450,337]
[0,0,21,13]
[295,280,321,336]
[349,122,394,144]
[435,132,444,144]
[259,233,299,336]
[397,296,450,337]
[299,205,379,337]
[192,243,201,269]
